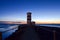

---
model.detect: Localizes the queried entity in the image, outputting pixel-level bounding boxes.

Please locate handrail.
[38,27,60,40]
[40,27,53,32]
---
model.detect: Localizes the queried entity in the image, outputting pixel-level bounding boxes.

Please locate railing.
[36,27,60,40]
[0,32,2,40]
[0,25,19,40]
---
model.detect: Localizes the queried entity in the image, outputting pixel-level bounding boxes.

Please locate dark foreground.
[5,25,60,40]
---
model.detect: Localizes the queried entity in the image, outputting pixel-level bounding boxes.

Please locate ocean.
[0,24,60,40]
[0,24,19,40]
[36,24,60,28]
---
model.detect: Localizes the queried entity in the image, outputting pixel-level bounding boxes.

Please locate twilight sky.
[0,0,60,24]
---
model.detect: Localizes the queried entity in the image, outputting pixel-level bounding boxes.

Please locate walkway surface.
[20,27,40,40]
[6,26,40,40]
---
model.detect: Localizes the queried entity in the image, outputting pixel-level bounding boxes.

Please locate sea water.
[0,24,19,40]
[36,24,60,28]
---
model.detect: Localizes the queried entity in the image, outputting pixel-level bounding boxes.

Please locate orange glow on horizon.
[35,20,60,24]
[0,20,60,24]
[21,20,60,24]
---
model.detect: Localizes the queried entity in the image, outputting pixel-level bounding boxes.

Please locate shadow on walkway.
[20,27,40,40]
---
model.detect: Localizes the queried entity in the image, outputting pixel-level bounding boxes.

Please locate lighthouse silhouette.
[27,12,31,25]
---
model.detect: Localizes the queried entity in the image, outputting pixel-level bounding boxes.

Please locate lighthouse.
[27,12,31,25]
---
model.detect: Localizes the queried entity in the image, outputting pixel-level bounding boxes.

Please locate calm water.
[36,24,60,28]
[0,24,19,40]
[0,24,60,40]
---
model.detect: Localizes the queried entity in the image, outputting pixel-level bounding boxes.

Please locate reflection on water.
[2,28,18,40]
[0,24,19,40]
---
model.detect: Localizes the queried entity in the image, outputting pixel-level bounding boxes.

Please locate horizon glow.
[0,0,60,24]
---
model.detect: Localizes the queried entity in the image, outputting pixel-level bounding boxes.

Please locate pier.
[4,25,60,40]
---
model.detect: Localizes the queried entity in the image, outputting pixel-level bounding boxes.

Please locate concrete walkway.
[20,27,40,40]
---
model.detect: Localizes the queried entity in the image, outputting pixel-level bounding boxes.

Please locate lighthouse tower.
[27,12,31,25]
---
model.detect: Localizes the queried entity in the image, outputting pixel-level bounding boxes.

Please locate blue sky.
[0,0,60,23]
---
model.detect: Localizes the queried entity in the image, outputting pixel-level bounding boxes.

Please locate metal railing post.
[0,32,2,40]
[53,30,56,40]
